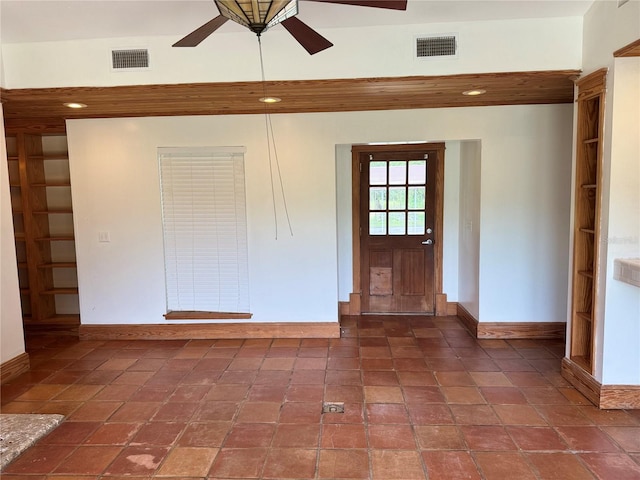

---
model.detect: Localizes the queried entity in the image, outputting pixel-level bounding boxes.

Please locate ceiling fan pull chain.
[258,37,294,239]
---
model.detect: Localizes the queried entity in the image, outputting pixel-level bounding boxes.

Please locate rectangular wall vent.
[112,49,149,69]
[416,35,457,58]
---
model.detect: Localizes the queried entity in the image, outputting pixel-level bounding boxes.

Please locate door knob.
[422,239,433,245]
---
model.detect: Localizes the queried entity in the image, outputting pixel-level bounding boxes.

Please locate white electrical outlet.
[98,231,111,243]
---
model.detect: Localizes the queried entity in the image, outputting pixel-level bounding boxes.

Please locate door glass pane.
[389,212,406,235]
[369,187,387,210]
[389,161,406,185]
[408,186,425,210]
[408,212,425,235]
[370,161,387,185]
[408,160,426,185]
[369,212,386,235]
[388,187,406,210]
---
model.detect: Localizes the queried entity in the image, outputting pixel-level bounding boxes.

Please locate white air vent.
[111,49,149,70]
[415,35,457,59]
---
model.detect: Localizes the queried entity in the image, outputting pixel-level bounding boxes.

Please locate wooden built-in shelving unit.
[569,69,607,374]
[5,132,80,335]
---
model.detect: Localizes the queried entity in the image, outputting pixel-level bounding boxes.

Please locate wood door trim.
[351,143,445,314]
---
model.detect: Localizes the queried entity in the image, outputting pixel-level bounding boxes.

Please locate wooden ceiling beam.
[2,70,579,130]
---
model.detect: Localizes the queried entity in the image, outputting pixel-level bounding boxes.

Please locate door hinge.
[360,227,362,237]
[360,162,363,172]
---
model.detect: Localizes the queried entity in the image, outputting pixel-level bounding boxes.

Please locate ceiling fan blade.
[173,15,229,47]
[304,0,407,10]
[281,17,333,55]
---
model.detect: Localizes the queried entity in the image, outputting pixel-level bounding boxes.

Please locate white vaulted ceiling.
[0,0,593,44]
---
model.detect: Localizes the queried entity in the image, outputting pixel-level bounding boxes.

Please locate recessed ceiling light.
[259,97,281,103]
[462,89,486,96]
[63,102,87,109]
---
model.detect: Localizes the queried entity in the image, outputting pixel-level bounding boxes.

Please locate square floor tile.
[178,422,232,447]
[414,425,465,450]
[368,424,416,449]
[321,424,367,448]
[555,426,621,452]
[156,447,218,476]
[105,446,170,476]
[224,423,275,448]
[318,449,369,479]
[422,451,481,480]
[262,448,318,479]
[475,451,537,480]
[527,452,595,479]
[272,424,320,448]
[53,445,121,475]
[371,450,426,479]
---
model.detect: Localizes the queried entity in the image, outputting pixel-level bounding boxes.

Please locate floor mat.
[0,414,64,470]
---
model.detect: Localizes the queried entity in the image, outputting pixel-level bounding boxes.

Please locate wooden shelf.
[569,68,606,377]
[41,288,79,295]
[576,311,593,323]
[6,132,80,334]
[35,235,75,242]
[37,262,77,269]
[23,314,80,326]
[30,181,71,187]
[33,211,74,216]
[578,270,594,279]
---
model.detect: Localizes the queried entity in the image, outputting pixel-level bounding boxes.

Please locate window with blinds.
[158,147,249,314]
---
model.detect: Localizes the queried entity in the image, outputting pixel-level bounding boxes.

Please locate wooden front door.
[359,145,442,314]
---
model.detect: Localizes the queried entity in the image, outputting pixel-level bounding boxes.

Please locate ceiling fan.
[173,0,408,55]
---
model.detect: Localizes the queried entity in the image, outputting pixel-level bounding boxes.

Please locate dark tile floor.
[2,315,640,479]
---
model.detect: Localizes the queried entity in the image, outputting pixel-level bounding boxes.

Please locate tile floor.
[1,315,640,479]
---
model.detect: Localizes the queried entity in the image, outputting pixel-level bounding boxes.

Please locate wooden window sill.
[164,311,253,320]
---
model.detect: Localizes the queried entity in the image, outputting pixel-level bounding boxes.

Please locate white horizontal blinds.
[159,147,249,313]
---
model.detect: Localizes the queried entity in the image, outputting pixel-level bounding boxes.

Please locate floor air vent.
[416,35,457,58]
[112,49,149,70]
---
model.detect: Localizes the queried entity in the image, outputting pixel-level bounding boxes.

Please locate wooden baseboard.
[0,352,30,384]
[562,357,640,409]
[456,304,565,340]
[600,385,640,409]
[478,322,566,339]
[349,293,361,315]
[435,293,448,316]
[457,303,479,337]
[339,302,350,316]
[561,357,600,406]
[447,302,457,315]
[80,322,340,340]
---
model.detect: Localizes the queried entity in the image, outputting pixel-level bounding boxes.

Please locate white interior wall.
[67,103,572,326]
[577,0,640,384]
[1,17,582,88]
[601,57,640,385]
[478,107,573,322]
[458,140,481,319]
[0,105,26,364]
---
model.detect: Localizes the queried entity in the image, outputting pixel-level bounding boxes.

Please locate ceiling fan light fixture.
[63,102,87,109]
[462,89,486,96]
[215,0,298,34]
